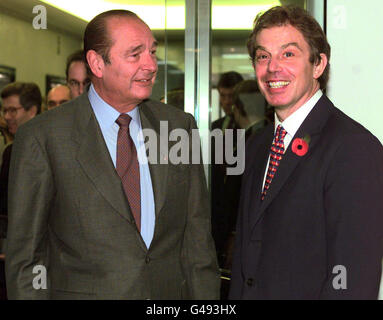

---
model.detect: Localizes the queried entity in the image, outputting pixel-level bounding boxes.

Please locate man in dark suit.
[229,6,383,299]
[6,10,220,299]
[211,71,243,265]
[211,71,244,132]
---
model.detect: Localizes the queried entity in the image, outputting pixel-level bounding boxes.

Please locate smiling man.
[6,10,220,300]
[229,6,383,299]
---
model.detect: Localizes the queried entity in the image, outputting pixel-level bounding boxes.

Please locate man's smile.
[267,81,291,89]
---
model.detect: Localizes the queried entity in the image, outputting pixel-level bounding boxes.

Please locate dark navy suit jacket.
[229,95,383,299]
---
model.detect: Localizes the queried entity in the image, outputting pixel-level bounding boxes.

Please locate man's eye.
[256,54,269,63]
[284,51,294,58]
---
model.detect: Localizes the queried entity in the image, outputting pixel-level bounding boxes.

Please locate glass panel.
[152,0,185,111]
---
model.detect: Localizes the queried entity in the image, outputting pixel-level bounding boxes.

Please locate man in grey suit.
[5,10,220,299]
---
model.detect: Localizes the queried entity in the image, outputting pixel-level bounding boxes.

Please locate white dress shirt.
[262,90,323,190]
[88,84,155,248]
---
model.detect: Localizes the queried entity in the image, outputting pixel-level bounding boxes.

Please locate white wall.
[325,0,383,300]
[326,0,383,144]
[0,12,81,96]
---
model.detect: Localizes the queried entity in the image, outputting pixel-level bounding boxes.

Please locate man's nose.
[78,83,85,95]
[222,96,232,105]
[142,52,157,72]
[268,56,282,73]
[4,112,11,121]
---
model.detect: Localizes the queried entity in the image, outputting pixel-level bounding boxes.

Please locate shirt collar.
[88,84,140,130]
[274,89,323,136]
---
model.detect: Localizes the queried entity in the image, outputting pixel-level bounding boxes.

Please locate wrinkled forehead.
[255,24,309,51]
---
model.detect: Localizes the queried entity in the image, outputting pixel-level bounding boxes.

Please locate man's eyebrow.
[125,41,158,54]
[254,45,268,53]
[254,42,303,53]
[281,42,303,51]
[126,44,144,54]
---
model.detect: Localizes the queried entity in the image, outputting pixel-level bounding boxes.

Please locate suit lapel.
[252,95,334,228]
[71,94,135,224]
[138,100,168,219]
[245,125,274,228]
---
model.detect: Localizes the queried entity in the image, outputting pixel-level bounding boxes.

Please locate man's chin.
[138,90,153,101]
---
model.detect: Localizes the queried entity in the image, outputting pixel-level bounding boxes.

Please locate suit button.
[246,278,254,286]
[145,256,150,264]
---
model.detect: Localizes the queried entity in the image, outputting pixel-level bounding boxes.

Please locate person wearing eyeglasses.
[0,83,41,136]
[0,82,41,215]
[0,82,42,299]
[66,50,90,99]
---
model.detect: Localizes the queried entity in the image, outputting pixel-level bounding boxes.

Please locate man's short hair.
[1,82,42,114]
[84,10,140,75]
[217,71,244,89]
[247,5,331,89]
[65,50,86,79]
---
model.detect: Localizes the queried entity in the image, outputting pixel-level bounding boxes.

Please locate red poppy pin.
[292,134,310,156]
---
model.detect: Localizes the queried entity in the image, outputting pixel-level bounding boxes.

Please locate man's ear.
[313,53,328,80]
[252,59,256,71]
[86,50,105,78]
[28,105,38,118]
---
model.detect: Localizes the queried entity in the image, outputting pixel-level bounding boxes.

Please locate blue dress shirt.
[88,84,155,248]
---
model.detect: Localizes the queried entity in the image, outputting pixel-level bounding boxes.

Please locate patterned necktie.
[116,114,141,231]
[261,125,287,201]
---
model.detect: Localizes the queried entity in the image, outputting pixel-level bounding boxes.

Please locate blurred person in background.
[46,84,71,110]
[211,71,244,267]
[0,82,41,300]
[0,81,42,222]
[66,50,90,99]
[212,71,244,132]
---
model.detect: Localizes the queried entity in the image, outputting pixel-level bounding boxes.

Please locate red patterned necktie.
[116,114,141,231]
[261,125,287,201]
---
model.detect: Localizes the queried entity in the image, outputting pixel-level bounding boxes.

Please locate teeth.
[268,81,290,88]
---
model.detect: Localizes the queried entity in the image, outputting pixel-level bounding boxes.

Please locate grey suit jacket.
[5,92,220,299]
